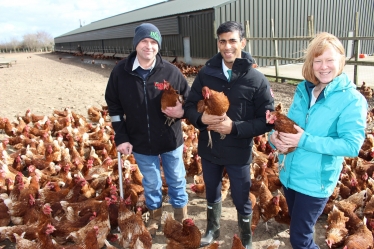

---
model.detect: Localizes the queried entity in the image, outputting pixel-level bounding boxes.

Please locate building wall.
[215,0,374,66]
[55,10,217,65]
[179,10,217,59]
[55,0,374,66]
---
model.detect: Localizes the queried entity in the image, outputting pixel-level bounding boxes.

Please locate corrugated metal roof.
[56,0,231,38]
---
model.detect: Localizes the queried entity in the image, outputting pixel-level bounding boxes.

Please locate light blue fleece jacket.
[276,73,367,198]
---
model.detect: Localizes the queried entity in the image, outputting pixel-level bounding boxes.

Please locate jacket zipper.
[300,84,326,191]
[143,80,152,149]
[129,69,153,153]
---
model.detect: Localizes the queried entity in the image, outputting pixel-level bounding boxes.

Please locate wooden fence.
[246,13,374,84]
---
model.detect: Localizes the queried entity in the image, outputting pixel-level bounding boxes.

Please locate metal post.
[271,19,279,82]
[245,20,251,54]
[117,152,124,199]
[353,12,359,85]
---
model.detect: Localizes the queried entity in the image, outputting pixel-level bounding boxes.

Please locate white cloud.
[0,0,165,42]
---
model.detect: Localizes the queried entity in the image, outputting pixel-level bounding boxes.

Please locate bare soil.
[1,52,372,249]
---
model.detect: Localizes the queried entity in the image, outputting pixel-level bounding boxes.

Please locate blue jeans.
[283,186,328,249]
[133,145,188,210]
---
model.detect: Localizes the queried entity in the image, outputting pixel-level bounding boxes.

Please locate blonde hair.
[302,32,345,85]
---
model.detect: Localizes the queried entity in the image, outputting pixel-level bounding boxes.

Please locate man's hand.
[162,100,184,118]
[201,112,226,125]
[207,114,232,134]
[117,142,133,155]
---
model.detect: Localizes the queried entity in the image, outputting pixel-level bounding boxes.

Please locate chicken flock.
[1,82,374,249]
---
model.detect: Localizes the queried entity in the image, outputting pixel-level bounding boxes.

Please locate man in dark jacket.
[105,23,190,236]
[184,21,274,248]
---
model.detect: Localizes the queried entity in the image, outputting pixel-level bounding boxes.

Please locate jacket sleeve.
[234,77,275,138]
[183,72,208,130]
[105,70,129,146]
[298,94,367,157]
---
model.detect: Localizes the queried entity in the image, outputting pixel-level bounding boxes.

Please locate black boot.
[200,202,221,247]
[238,212,252,249]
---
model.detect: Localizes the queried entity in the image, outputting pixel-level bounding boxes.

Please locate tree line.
[0,31,54,52]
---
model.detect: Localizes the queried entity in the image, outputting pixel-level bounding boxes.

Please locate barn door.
[183,37,192,64]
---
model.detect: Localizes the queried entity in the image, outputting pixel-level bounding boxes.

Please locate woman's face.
[313,46,342,84]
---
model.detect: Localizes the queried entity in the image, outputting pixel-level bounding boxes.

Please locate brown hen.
[197,86,230,148]
[343,217,373,249]
[265,110,298,168]
[231,234,245,249]
[325,205,349,249]
[155,80,184,126]
[163,213,201,249]
[117,199,152,249]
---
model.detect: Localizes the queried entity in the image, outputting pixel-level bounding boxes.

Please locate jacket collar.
[304,73,353,103]
[323,73,354,96]
[205,51,255,71]
[204,51,255,81]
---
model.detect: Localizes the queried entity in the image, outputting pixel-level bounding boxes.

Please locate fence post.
[307,15,315,37]
[353,12,360,85]
[271,18,279,82]
[245,20,251,55]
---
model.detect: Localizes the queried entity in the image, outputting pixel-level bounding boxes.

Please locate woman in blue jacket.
[269,32,367,248]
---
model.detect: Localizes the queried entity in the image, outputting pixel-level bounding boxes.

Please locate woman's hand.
[269,131,289,153]
[270,125,304,153]
[278,125,304,147]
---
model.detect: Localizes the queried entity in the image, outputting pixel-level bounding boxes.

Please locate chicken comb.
[154,81,165,90]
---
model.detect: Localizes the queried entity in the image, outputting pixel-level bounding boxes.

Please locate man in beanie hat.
[105,23,190,237]
[133,23,162,49]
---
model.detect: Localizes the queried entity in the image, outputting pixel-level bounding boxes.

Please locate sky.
[0,0,165,43]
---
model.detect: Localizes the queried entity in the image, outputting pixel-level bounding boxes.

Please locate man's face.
[136,38,159,62]
[217,30,246,68]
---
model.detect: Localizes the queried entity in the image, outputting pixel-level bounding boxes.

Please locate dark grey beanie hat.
[133,23,162,49]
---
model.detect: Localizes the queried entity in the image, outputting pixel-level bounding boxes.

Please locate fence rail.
[248,12,374,84]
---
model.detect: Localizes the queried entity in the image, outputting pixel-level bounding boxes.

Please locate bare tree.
[1,31,54,52]
[9,37,20,52]
[36,31,54,51]
[23,33,39,51]
[0,38,9,52]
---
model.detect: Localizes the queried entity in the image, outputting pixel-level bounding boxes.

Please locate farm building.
[54,0,374,66]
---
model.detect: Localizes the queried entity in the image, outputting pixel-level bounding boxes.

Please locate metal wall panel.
[55,16,179,44]
[55,0,373,65]
[179,10,216,58]
[215,0,374,66]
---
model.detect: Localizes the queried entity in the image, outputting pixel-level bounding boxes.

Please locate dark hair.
[216,21,245,39]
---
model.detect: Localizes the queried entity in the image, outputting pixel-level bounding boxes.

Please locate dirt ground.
[0,52,371,249]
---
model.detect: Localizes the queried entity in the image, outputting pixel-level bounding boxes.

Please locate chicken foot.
[207,131,226,148]
[207,130,213,148]
[275,151,287,171]
[164,115,176,126]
